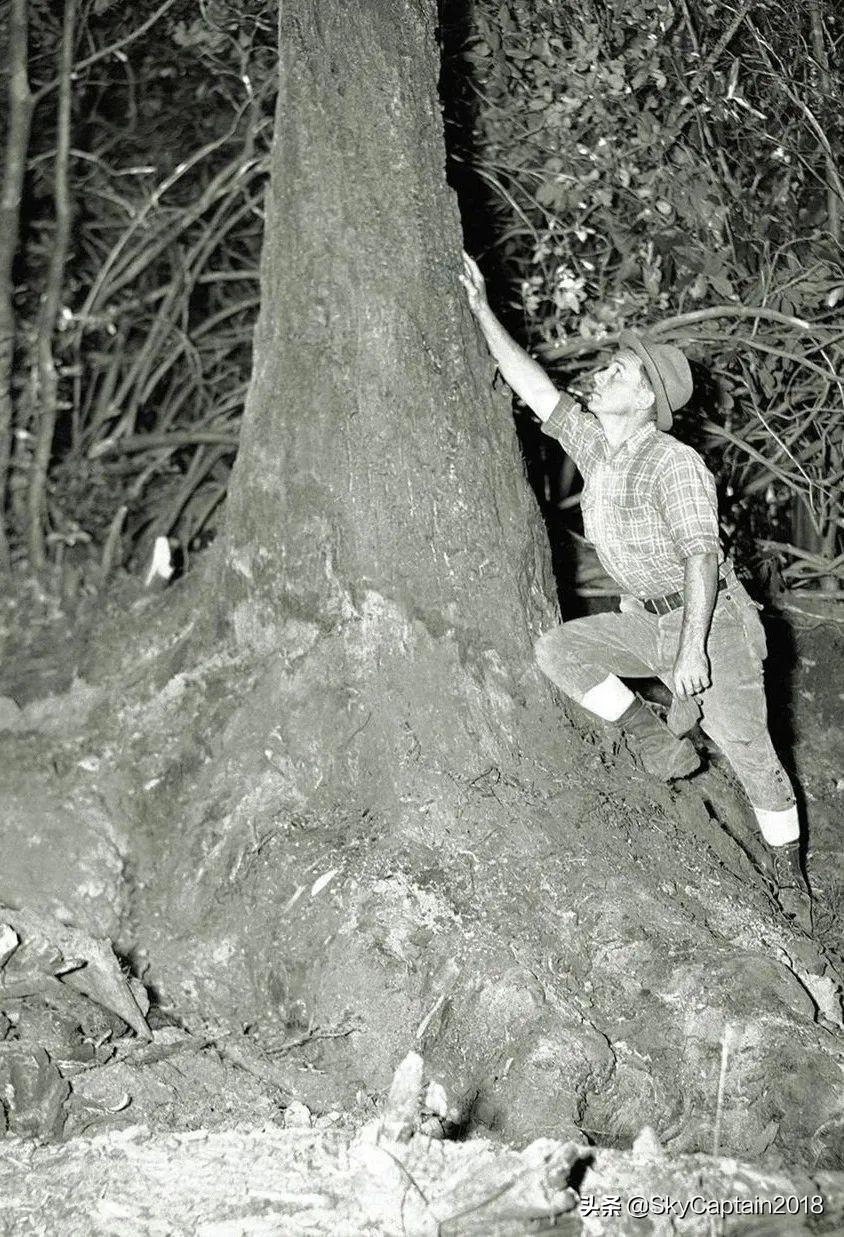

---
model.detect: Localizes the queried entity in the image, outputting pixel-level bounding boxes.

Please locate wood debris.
[0,908,151,1040]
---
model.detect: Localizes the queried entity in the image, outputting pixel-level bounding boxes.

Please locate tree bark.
[210,0,563,899]
[0,0,33,572]
[138,0,580,1134]
[221,0,555,658]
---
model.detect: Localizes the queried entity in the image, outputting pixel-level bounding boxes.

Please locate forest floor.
[0,571,843,1235]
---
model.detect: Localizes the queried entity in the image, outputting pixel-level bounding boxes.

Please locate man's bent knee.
[534,628,569,687]
[535,621,617,705]
[534,626,564,670]
[534,625,581,696]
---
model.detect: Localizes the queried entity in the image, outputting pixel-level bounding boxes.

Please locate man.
[459,251,811,924]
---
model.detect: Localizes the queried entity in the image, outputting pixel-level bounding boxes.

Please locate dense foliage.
[447,0,843,592]
[0,0,841,596]
[0,0,276,592]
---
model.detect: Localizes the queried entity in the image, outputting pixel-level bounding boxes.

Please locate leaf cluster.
[451,0,844,590]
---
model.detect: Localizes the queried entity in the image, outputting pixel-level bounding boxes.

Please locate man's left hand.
[673,642,711,699]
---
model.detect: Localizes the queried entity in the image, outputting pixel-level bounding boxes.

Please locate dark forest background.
[0,0,841,600]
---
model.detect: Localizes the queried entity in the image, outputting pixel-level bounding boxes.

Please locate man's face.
[586,350,653,417]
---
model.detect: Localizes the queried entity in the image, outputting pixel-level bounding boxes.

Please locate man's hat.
[618,330,693,431]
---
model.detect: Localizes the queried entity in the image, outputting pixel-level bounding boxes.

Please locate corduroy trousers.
[535,579,794,811]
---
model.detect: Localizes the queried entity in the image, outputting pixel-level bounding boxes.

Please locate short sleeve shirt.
[541,393,724,598]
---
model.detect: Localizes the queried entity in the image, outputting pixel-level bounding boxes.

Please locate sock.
[754,804,799,846]
[580,675,636,722]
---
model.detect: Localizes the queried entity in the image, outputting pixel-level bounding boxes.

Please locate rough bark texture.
[133,0,572,1123]
[118,0,844,1167]
[222,0,555,655]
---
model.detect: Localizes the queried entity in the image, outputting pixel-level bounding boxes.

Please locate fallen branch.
[1,908,151,1041]
[262,1025,359,1057]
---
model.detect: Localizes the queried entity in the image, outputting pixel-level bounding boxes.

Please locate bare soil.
[1,574,843,1234]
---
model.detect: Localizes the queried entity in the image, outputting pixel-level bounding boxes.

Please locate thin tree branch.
[27,0,76,571]
[0,0,33,573]
[807,0,840,236]
[91,431,240,457]
[536,305,824,361]
[33,0,180,104]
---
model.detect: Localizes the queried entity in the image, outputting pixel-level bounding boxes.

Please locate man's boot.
[616,697,702,781]
[667,693,702,737]
[767,841,813,932]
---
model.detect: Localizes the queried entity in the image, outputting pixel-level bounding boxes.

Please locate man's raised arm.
[459,251,605,477]
[459,252,560,422]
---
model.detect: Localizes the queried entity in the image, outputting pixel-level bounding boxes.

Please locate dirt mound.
[2,581,843,1176]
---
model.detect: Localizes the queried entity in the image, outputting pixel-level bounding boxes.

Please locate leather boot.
[768,841,813,932]
[616,698,702,781]
[667,693,702,737]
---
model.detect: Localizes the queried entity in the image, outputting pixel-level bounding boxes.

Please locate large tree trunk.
[221,1,555,660]
[127,0,844,1163]
[216,0,560,843]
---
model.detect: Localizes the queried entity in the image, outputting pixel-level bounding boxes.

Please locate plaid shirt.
[542,394,724,598]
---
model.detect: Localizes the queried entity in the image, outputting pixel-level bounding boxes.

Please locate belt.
[642,576,727,616]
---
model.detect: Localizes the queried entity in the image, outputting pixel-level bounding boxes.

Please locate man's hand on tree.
[459,251,489,317]
[672,641,711,699]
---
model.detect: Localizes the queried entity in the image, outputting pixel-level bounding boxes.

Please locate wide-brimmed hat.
[618,330,693,431]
